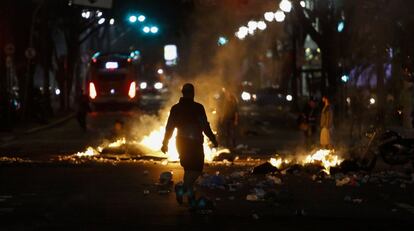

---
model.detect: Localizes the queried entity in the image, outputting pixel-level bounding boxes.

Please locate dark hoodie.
[163,97,216,171]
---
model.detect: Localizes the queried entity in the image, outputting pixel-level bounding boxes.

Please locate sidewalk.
[0,113,75,143]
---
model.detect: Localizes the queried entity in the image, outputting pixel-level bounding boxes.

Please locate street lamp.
[109,18,115,25]
[138,15,146,22]
[143,26,150,33]
[96,10,103,17]
[98,18,106,25]
[264,12,274,22]
[337,21,345,32]
[248,21,258,30]
[341,74,349,83]
[235,31,246,40]
[235,26,248,40]
[129,15,137,23]
[274,10,286,22]
[239,26,248,35]
[81,11,91,19]
[150,26,159,34]
[257,21,267,30]
[279,0,292,13]
[218,36,228,46]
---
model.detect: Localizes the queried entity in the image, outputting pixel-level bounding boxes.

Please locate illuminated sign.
[164,45,177,61]
[105,61,118,69]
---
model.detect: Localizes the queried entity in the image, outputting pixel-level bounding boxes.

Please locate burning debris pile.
[57,125,225,164]
[138,125,221,162]
[265,149,344,175]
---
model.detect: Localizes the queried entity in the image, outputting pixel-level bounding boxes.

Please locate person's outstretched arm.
[162,108,176,152]
[200,106,218,147]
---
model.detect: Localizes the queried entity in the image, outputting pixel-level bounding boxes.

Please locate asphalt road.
[1,103,414,230]
[1,161,413,230]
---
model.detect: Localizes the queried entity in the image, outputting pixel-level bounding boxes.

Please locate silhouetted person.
[76,91,91,131]
[162,83,218,208]
[217,88,239,148]
[320,95,333,149]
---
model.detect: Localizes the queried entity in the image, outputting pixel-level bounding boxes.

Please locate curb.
[23,113,75,135]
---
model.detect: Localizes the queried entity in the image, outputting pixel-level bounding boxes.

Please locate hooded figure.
[162,83,218,207]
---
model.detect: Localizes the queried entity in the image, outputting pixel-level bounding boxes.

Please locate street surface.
[1,103,414,230]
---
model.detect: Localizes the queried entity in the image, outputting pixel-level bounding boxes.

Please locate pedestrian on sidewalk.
[161,83,218,209]
[76,91,91,131]
[320,95,334,149]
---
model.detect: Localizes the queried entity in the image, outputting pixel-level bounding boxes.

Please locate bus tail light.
[128,81,136,99]
[89,82,97,99]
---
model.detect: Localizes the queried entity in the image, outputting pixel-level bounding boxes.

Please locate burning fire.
[269,157,290,169]
[107,137,126,148]
[269,149,343,175]
[303,149,343,174]
[75,147,99,157]
[139,125,218,162]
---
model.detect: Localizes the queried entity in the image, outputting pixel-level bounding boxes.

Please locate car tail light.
[128,81,136,99]
[89,82,97,99]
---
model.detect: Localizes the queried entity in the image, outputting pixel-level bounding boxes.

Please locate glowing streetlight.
[96,10,103,17]
[279,0,292,13]
[109,18,115,25]
[337,21,345,32]
[239,26,248,35]
[236,26,248,40]
[369,98,376,105]
[81,11,91,19]
[157,68,164,75]
[235,31,246,40]
[218,36,228,46]
[248,21,258,31]
[248,27,255,35]
[274,10,286,22]
[98,18,105,25]
[286,94,293,101]
[257,21,267,30]
[129,15,137,23]
[150,26,159,34]
[138,15,146,22]
[143,26,150,33]
[264,12,274,22]
[341,74,349,83]
[300,1,306,7]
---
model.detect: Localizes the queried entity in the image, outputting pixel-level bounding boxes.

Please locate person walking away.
[320,96,333,149]
[76,91,91,131]
[217,88,239,148]
[161,83,218,208]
